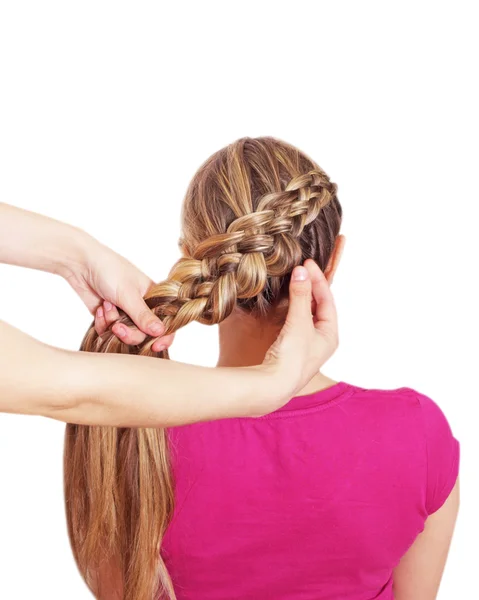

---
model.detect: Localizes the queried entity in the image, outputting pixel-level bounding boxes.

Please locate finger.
[105,301,149,346]
[103,301,121,327]
[94,306,108,335]
[118,295,165,338]
[112,322,148,346]
[285,266,313,327]
[304,259,338,330]
[151,333,175,353]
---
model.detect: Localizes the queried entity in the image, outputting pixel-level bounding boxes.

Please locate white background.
[0,2,477,598]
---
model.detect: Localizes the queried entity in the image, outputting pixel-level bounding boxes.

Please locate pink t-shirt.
[162,382,459,599]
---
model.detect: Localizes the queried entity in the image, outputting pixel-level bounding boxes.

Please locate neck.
[217,309,338,397]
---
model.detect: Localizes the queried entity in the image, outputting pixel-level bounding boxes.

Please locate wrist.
[238,364,293,417]
[53,225,99,280]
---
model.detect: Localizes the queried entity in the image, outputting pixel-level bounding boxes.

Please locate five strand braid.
[82,169,337,356]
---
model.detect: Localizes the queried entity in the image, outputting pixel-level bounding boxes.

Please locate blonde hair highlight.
[64,137,342,599]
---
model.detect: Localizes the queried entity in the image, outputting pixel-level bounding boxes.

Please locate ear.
[324,235,345,285]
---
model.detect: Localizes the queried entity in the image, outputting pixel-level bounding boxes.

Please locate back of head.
[64,137,342,599]
[82,137,342,354]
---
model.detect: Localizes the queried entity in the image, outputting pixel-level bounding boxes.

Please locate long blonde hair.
[64,137,342,599]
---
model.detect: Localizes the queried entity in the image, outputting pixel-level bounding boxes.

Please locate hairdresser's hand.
[261,259,339,403]
[0,203,174,351]
[63,236,174,351]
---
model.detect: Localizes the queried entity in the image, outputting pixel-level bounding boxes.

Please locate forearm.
[0,320,274,427]
[55,349,272,427]
[0,202,95,277]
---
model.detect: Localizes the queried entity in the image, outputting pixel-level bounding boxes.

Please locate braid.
[82,169,336,356]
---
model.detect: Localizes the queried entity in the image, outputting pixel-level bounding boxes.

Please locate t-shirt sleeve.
[416,390,460,515]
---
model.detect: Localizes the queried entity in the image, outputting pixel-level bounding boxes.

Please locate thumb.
[285,266,313,327]
[118,294,165,338]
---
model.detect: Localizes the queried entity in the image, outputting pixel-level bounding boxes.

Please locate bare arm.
[0,202,169,340]
[0,319,276,426]
[0,258,338,426]
[0,202,88,273]
[393,479,460,600]
[0,202,339,425]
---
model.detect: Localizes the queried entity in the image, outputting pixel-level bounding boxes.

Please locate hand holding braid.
[87,169,337,357]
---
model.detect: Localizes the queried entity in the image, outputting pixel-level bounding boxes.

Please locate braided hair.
[65,137,342,600]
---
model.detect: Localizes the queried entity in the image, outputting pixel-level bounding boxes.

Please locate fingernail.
[156,345,166,352]
[292,266,308,281]
[97,307,104,318]
[149,321,164,336]
[116,325,127,338]
[104,301,113,312]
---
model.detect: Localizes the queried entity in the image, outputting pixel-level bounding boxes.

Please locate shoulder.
[347,383,453,421]
[345,383,425,420]
[347,383,458,444]
[411,388,460,514]
[348,383,460,514]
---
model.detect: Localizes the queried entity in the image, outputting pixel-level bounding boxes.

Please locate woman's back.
[162,382,459,599]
